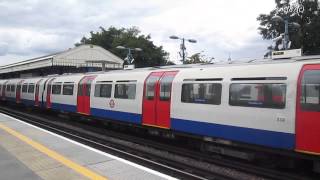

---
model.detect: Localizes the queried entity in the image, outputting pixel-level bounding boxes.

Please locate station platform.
[0,113,176,180]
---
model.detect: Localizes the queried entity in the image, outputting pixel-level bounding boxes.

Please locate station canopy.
[0,44,124,74]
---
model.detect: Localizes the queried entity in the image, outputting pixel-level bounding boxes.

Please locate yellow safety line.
[0,123,107,180]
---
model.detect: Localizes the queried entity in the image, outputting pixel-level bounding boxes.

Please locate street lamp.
[116,45,142,65]
[169,35,197,64]
[272,0,302,50]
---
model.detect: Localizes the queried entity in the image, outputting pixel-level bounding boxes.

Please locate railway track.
[0,104,316,180]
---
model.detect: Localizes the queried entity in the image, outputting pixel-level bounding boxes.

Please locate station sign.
[124,64,135,70]
[272,49,302,59]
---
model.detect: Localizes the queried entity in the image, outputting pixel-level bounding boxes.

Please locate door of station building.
[35,79,43,106]
[142,71,178,128]
[46,78,55,108]
[296,64,320,154]
[16,80,24,103]
[77,76,96,115]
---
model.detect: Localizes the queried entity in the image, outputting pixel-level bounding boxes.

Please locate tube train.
[1,55,320,169]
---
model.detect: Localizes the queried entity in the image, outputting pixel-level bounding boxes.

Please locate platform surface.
[0,112,176,180]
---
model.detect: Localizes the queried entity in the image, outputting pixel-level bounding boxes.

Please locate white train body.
[1,56,320,155]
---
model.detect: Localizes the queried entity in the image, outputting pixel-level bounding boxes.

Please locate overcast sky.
[0,0,275,65]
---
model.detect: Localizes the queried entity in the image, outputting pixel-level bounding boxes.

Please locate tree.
[75,26,169,67]
[257,0,320,55]
[184,53,214,64]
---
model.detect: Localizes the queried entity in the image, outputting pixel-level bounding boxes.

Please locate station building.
[0,45,124,79]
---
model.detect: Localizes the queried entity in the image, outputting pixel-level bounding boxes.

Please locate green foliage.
[184,53,213,64]
[257,0,320,55]
[75,26,170,67]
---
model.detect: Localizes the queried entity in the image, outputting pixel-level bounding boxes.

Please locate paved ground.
[0,145,42,180]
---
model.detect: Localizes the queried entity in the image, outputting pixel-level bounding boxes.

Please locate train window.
[145,76,159,100]
[229,83,286,109]
[10,85,15,92]
[62,84,74,95]
[52,84,61,94]
[115,84,136,99]
[160,76,174,101]
[86,80,92,96]
[300,70,320,111]
[94,84,112,98]
[28,84,35,93]
[6,85,10,92]
[22,84,28,93]
[181,83,222,105]
[77,83,83,96]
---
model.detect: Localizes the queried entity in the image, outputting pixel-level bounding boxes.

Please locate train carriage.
[1,55,320,171]
[90,70,149,124]
[0,80,8,100]
[44,74,83,113]
[20,77,47,106]
[4,79,21,103]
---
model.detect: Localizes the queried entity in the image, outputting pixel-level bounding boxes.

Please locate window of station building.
[62,84,74,95]
[52,84,62,94]
[160,76,174,101]
[300,70,320,111]
[94,84,112,98]
[28,84,35,93]
[6,85,10,92]
[229,83,286,109]
[181,83,222,105]
[22,84,28,93]
[115,84,136,99]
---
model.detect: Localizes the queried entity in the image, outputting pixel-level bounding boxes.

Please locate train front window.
[301,70,320,111]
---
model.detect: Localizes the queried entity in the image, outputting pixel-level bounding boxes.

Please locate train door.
[142,71,178,128]
[16,80,24,103]
[2,81,8,100]
[35,79,43,106]
[46,78,55,108]
[77,76,96,115]
[296,64,320,154]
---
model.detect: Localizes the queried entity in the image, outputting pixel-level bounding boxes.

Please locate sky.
[0,0,276,65]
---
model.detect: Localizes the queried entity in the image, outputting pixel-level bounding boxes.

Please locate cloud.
[0,0,275,65]
[0,42,8,56]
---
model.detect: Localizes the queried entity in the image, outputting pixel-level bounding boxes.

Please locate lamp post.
[272,0,301,50]
[272,15,301,50]
[116,45,142,65]
[169,35,197,64]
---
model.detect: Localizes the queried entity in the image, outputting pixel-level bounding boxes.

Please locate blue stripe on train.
[91,108,141,124]
[44,102,141,124]
[16,99,294,150]
[21,99,35,106]
[51,103,77,113]
[6,97,16,102]
[171,118,295,149]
